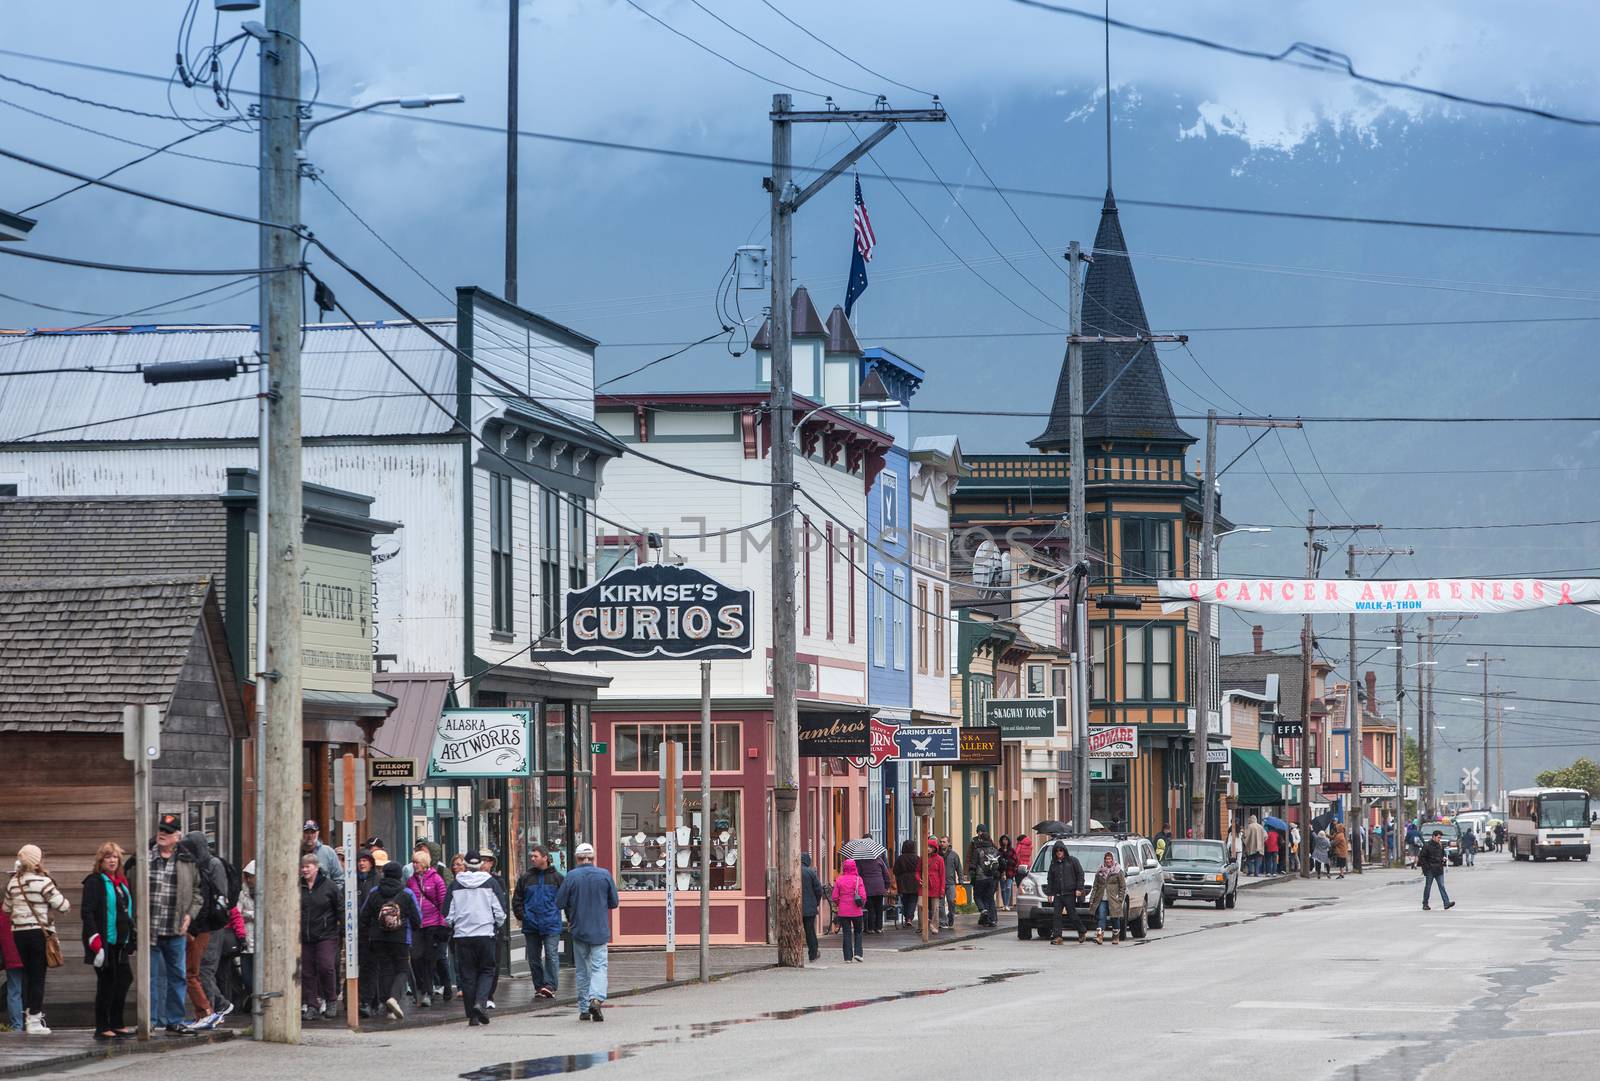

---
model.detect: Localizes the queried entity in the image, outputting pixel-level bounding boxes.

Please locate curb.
[0,1029,237,1079]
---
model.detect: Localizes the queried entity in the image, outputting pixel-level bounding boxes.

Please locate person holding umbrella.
[837,839,890,935]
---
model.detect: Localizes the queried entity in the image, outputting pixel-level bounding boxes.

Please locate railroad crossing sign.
[1462,766,1481,791]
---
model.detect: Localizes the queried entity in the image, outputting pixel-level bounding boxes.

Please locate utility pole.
[1193,413,1300,836]
[1295,512,1383,875]
[1062,324,1187,828]
[1065,240,1087,835]
[504,0,518,303]
[1495,696,1504,811]
[1416,629,1428,820]
[767,94,945,967]
[1468,655,1503,808]
[258,0,304,1043]
[1424,618,1437,816]
[1346,544,1412,870]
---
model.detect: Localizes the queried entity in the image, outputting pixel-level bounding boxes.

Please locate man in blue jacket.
[554,842,618,1022]
[514,845,564,999]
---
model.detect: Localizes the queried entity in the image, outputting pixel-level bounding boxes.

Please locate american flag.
[845,175,873,317]
[852,175,876,262]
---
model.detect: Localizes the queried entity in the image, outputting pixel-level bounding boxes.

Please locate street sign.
[1404,785,1420,800]
[1088,725,1138,759]
[953,727,1002,768]
[798,712,870,757]
[367,757,420,784]
[429,709,531,778]
[530,563,754,661]
[1462,766,1481,790]
[1274,720,1305,739]
[893,725,960,762]
[1362,782,1398,798]
[1280,767,1322,786]
[121,704,162,762]
[983,697,1064,740]
[333,761,368,811]
[590,741,608,755]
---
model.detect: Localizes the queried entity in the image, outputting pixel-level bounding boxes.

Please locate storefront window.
[615,789,741,892]
[610,722,741,773]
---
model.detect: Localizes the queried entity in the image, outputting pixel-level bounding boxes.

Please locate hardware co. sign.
[530,564,754,661]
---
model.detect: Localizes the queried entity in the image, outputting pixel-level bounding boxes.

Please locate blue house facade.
[860,346,925,848]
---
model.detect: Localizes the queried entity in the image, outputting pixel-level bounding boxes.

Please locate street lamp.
[1215,526,1272,542]
[301,94,467,145]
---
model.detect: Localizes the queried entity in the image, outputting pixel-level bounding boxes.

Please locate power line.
[0,395,255,452]
[19,122,232,214]
[756,0,936,98]
[1007,0,1600,129]
[11,48,1600,241]
[0,244,296,277]
[618,0,828,99]
[0,276,257,324]
[0,68,222,124]
[682,0,878,98]
[0,93,253,176]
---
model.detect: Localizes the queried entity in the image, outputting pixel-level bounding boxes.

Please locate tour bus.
[1506,787,1592,861]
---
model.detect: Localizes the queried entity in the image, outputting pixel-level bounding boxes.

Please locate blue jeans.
[1095,899,1118,931]
[840,916,862,960]
[524,931,560,992]
[572,940,608,1011]
[151,935,187,1027]
[1423,872,1451,907]
[999,877,1014,907]
[4,967,21,1029]
[1264,852,1278,876]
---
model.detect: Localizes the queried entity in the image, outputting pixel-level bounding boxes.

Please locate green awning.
[1232,749,1290,806]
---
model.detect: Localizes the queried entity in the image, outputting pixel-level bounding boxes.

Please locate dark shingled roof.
[824,305,861,355]
[751,286,827,349]
[0,577,229,733]
[1032,190,1194,448]
[0,496,225,578]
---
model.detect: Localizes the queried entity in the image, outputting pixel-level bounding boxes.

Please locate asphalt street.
[53,851,1600,1081]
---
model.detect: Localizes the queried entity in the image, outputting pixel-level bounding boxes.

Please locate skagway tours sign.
[530,564,755,661]
[1159,577,1600,616]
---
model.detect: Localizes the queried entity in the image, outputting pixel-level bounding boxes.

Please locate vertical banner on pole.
[338,753,362,1029]
[663,741,678,982]
[699,661,712,985]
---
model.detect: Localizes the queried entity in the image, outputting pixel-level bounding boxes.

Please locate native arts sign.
[1158,577,1600,616]
[531,564,754,661]
[428,709,530,778]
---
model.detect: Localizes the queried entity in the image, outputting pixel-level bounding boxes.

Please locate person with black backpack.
[179,831,231,1029]
[360,862,421,1021]
[966,826,1001,927]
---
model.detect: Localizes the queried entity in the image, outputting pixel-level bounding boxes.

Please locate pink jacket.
[408,866,448,928]
[228,904,247,941]
[831,859,867,918]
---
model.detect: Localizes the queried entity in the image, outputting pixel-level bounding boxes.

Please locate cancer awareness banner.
[1158,577,1600,615]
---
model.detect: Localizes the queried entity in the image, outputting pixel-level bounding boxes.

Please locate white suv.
[1014,833,1167,940]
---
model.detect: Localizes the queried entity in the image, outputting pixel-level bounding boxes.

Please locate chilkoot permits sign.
[529,563,754,661]
[1158,577,1600,616]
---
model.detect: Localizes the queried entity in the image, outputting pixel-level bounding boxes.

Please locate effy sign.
[1159,577,1600,616]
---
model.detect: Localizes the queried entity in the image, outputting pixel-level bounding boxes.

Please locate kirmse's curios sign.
[532,564,754,661]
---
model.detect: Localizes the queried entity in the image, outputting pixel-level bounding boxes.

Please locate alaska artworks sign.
[428,709,531,778]
[1159,577,1600,616]
[530,564,754,661]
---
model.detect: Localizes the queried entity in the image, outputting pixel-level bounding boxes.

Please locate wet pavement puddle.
[460,971,1038,1079]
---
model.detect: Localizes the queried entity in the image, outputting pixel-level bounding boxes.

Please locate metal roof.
[0,321,457,443]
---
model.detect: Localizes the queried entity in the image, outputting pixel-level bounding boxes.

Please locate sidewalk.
[0,914,1000,1077]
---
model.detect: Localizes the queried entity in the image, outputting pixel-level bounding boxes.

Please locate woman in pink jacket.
[405,845,448,1007]
[830,859,866,963]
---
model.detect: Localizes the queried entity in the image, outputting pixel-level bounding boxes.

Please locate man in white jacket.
[444,852,505,1027]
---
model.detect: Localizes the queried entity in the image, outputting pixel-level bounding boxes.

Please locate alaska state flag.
[844,175,874,318]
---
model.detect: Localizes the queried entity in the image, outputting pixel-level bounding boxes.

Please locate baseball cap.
[158,813,182,834]
[302,819,320,832]
[574,842,596,858]
[464,851,484,869]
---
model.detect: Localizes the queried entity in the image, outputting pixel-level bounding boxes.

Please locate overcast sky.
[4,1,1600,789]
